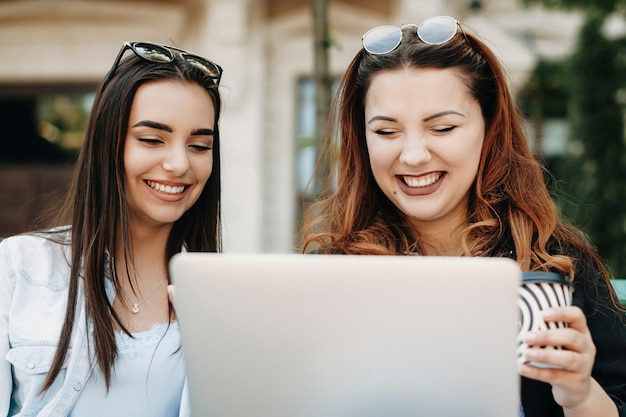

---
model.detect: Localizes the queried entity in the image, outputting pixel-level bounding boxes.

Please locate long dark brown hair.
[41,50,222,391]
[301,23,613,290]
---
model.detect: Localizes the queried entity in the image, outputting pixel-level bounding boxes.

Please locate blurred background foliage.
[522,0,626,13]
[520,0,626,277]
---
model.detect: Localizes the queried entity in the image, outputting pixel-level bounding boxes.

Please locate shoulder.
[0,227,72,290]
[555,240,623,319]
[555,240,604,285]
[541,229,602,279]
[1,227,71,260]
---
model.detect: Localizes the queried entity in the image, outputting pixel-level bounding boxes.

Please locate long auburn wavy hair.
[41,51,222,391]
[301,23,610,285]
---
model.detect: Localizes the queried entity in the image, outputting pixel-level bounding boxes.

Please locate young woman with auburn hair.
[301,16,626,417]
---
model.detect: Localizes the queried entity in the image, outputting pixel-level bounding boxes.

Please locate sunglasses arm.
[100,44,131,92]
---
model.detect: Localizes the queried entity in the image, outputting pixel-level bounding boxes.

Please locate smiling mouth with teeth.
[402,172,442,188]
[147,180,186,195]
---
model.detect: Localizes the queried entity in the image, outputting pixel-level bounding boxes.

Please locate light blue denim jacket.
[0,232,190,417]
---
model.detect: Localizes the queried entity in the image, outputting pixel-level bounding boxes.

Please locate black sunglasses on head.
[101,41,223,90]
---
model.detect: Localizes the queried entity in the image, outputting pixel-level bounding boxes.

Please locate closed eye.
[138,137,163,145]
[190,144,212,152]
[375,129,397,136]
[433,126,456,134]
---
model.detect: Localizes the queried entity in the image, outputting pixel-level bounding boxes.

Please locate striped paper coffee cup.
[517,271,574,367]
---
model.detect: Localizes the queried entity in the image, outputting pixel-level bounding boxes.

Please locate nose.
[162,144,190,175]
[399,132,431,166]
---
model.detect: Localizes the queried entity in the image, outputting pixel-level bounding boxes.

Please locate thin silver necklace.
[121,278,168,314]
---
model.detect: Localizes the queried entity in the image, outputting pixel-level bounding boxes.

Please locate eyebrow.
[191,128,215,136]
[367,110,465,125]
[367,115,397,124]
[422,110,465,122]
[132,120,214,136]
[132,120,173,132]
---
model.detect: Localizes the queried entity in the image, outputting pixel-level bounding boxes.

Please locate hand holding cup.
[517,271,574,368]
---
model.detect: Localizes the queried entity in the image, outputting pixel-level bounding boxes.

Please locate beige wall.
[0,0,583,252]
[0,1,194,83]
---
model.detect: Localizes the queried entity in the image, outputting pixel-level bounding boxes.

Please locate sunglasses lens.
[362,26,402,55]
[132,43,174,63]
[183,54,222,80]
[417,16,458,44]
[123,42,222,85]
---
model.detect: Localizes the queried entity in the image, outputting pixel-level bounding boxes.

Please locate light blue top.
[69,322,185,417]
[0,231,190,417]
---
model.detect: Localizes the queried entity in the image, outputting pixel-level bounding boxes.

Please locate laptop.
[170,253,521,417]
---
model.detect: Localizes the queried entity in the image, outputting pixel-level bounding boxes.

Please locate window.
[0,85,94,164]
[294,76,339,226]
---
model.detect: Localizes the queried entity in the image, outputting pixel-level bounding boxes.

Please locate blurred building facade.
[0,0,583,252]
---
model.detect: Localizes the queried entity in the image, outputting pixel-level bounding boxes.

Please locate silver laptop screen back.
[171,254,521,417]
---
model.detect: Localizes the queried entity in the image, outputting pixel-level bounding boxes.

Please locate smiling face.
[364,66,485,236]
[124,79,215,232]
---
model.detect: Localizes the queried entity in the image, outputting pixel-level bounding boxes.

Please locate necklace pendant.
[132,303,140,314]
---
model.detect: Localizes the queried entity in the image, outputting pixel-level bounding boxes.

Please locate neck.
[421,240,465,257]
[115,222,172,283]
[410,218,467,257]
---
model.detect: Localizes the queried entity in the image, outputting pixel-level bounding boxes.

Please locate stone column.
[391,0,448,24]
[194,0,266,252]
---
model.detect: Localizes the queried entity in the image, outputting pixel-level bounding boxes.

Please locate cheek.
[456,143,483,188]
[123,142,152,179]
[123,149,139,184]
[367,139,398,177]
[451,127,484,169]
[467,135,484,168]
[194,155,214,184]
[366,135,386,163]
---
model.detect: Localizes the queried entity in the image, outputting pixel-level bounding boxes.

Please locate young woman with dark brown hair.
[301,16,626,417]
[0,42,223,416]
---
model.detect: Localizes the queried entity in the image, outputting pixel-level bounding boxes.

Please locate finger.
[518,360,587,388]
[524,327,590,352]
[523,346,584,371]
[541,306,589,333]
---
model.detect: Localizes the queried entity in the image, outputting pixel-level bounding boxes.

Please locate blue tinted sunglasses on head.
[362,16,465,55]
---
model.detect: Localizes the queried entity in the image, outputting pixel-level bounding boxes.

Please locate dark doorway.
[0,84,94,237]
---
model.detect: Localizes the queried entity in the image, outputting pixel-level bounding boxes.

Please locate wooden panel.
[0,166,73,238]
